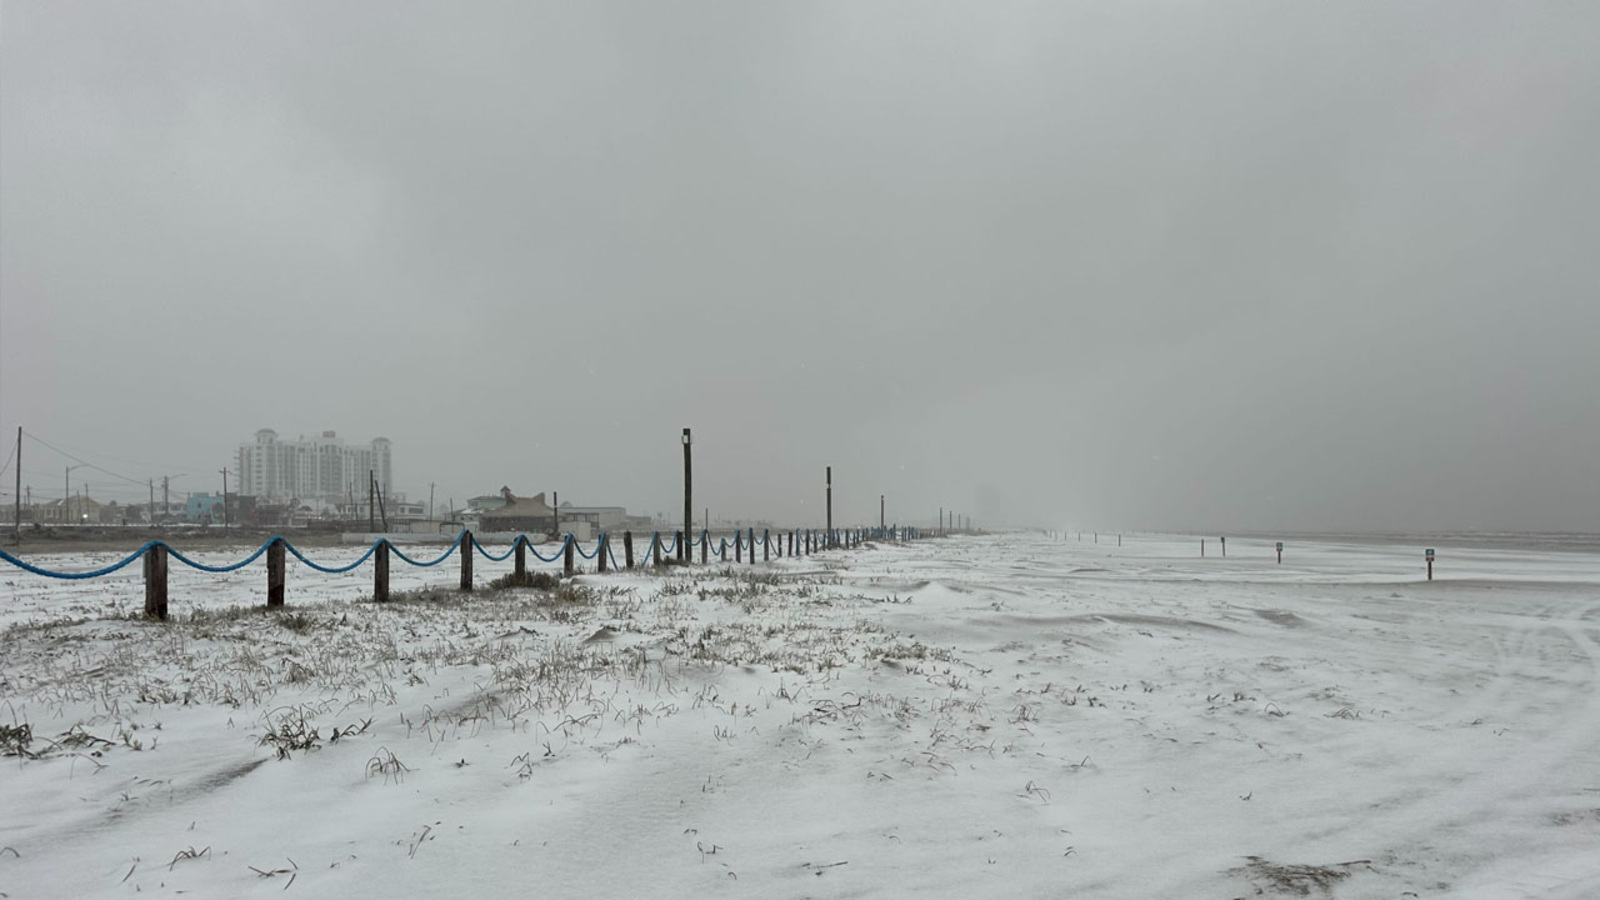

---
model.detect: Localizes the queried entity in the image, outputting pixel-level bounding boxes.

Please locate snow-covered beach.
[2,532,1598,898]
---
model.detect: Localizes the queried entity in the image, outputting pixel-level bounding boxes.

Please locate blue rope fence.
[1,522,925,585]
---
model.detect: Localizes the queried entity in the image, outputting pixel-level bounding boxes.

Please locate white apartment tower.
[238,429,392,503]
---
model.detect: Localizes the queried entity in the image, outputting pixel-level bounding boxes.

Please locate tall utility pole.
[163,477,170,522]
[428,482,436,522]
[825,466,833,549]
[880,494,885,532]
[13,427,21,539]
[682,428,692,557]
[368,470,375,532]
[220,468,230,532]
[148,479,155,527]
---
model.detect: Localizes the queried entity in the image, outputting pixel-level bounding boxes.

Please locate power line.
[15,431,206,474]
[23,431,162,488]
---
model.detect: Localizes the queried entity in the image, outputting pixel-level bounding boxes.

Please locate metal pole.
[683,428,692,565]
[825,466,833,548]
[12,427,20,538]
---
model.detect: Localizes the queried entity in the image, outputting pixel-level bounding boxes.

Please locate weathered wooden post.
[788,531,794,556]
[735,531,742,562]
[651,532,662,567]
[514,536,527,580]
[763,530,770,562]
[598,534,609,573]
[374,540,390,603]
[460,530,474,592]
[564,537,575,577]
[267,537,286,607]
[700,532,708,565]
[624,531,635,569]
[677,530,685,563]
[143,543,168,620]
[1221,536,1226,558]
[748,528,755,564]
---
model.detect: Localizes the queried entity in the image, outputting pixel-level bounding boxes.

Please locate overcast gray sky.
[2,1,1597,533]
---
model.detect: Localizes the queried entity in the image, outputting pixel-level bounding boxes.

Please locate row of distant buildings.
[21,492,236,526]
[8,430,649,534]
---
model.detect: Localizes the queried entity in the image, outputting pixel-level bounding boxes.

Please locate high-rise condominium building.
[237,429,392,503]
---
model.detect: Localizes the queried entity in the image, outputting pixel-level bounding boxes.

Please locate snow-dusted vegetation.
[3,532,1598,897]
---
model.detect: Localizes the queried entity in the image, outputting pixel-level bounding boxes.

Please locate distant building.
[237,429,392,504]
[187,493,226,523]
[479,488,557,534]
[36,496,102,524]
[558,502,629,533]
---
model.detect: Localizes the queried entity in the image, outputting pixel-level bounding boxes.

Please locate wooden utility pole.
[368,470,376,532]
[683,428,692,565]
[428,482,435,522]
[880,494,884,533]
[825,466,833,549]
[220,469,229,532]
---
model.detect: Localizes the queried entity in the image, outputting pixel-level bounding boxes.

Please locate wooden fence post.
[143,543,168,620]
[701,532,708,565]
[515,536,527,580]
[461,530,474,592]
[598,534,609,573]
[267,538,286,607]
[564,538,575,577]
[651,532,662,567]
[374,540,390,603]
[763,530,770,562]
[624,531,634,569]
[735,531,742,562]
[677,530,685,563]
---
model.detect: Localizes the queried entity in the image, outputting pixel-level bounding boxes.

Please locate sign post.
[1426,548,1435,581]
[1276,541,1283,564]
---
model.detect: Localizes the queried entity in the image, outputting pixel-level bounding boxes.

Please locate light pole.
[65,464,88,524]
[825,466,832,548]
[682,429,692,562]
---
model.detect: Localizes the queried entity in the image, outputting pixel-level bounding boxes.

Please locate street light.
[682,428,692,560]
[65,464,88,524]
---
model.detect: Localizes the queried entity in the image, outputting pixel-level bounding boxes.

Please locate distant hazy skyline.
[3,2,1597,532]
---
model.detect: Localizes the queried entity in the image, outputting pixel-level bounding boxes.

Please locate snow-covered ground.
[2,532,1598,898]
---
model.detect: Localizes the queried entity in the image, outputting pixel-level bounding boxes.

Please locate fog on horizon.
[2,2,1596,535]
